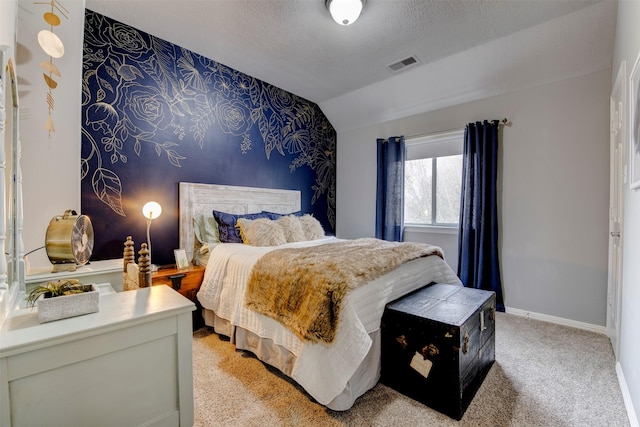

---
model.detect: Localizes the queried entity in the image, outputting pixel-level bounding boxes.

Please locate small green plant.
[26,279,93,308]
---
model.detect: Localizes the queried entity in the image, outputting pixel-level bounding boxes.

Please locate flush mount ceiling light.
[326,0,365,26]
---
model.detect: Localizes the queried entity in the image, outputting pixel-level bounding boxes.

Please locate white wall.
[16,0,85,271]
[403,228,458,273]
[612,0,640,423]
[337,69,611,327]
[1,1,17,50]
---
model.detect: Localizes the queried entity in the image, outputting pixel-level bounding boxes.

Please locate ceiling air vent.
[387,55,420,73]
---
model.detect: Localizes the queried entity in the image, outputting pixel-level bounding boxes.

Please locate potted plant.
[26,279,99,323]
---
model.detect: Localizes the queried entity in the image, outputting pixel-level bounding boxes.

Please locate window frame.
[404,129,464,230]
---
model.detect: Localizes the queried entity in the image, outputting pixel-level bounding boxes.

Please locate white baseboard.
[504,306,606,334]
[616,362,640,427]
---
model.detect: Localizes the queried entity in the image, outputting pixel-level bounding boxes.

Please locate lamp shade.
[142,201,162,220]
[326,0,365,25]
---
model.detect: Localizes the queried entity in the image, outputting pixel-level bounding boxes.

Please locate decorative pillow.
[212,210,268,243]
[276,215,306,243]
[237,218,287,247]
[193,214,220,244]
[299,214,325,240]
[261,210,302,220]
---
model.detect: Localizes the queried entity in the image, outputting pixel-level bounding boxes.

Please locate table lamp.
[142,201,162,271]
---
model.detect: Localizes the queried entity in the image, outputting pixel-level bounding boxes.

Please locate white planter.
[37,284,100,323]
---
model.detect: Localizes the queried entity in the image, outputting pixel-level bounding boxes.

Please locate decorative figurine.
[122,236,138,291]
[123,235,135,271]
[138,243,152,288]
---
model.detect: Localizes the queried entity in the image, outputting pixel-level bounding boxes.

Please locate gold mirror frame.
[0,45,25,298]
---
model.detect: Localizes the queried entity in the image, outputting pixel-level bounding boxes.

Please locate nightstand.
[152,264,205,329]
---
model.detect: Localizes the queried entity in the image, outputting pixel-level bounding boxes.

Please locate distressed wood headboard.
[179,182,301,262]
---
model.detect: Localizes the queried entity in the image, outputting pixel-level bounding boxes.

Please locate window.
[404,130,463,227]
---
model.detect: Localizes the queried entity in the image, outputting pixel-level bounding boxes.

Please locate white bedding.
[196,236,462,408]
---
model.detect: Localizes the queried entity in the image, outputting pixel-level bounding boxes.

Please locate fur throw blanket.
[245,238,443,344]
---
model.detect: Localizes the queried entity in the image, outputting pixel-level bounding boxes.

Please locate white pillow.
[237,218,287,246]
[299,214,325,240]
[193,214,220,243]
[276,215,306,243]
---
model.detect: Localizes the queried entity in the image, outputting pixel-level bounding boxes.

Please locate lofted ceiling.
[84,0,616,131]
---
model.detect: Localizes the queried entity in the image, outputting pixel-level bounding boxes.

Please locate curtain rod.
[406,118,512,140]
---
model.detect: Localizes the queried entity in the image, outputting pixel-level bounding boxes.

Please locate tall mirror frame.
[1,45,25,301]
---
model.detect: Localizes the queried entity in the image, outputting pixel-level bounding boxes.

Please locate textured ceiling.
[84,0,603,106]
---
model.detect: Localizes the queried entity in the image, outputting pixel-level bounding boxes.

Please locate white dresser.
[0,286,195,426]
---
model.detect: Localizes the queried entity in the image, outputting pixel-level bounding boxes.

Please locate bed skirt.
[202,308,381,410]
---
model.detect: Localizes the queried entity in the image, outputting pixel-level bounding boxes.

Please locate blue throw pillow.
[261,210,303,220]
[212,210,268,243]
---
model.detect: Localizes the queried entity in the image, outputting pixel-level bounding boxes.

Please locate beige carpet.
[192,313,630,426]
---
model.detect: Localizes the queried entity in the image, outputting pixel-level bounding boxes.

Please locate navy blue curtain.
[457,121,504,311]
[375,136,405,242]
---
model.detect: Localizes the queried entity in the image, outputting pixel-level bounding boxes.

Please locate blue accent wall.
[81,10,336,265]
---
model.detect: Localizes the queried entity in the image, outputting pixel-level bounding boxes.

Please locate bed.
[179,182,462,410]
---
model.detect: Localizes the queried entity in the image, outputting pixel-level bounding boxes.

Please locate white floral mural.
[82,10,336,263]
